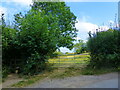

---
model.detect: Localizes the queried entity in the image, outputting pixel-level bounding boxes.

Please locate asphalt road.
[81,78,118,88]
[26,72,118,88]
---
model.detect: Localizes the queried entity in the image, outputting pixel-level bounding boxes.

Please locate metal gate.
[49,53,90,68]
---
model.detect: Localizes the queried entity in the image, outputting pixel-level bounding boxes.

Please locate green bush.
[75,46,87,54]
[54,51,64,56]
[87,29,120,68]
[2,66,10,78]
[22,52,47,75]
[50,51,64,58]
[74,40,88,54]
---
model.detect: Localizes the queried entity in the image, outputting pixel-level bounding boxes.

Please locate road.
[81,78,118,88]
[26,72,118,88]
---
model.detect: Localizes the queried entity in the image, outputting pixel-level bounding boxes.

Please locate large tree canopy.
[2,1,78,75]
[31,1,78,49]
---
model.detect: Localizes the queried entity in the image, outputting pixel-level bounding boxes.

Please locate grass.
[11,53,118,87]
[49,64,118,79]
[11,70,53,87]
[50,53,90,59]
[12,67,117,88]
[49,65,82,79]
[81,67,118,75]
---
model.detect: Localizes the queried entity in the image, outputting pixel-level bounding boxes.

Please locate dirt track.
[1,74,23,88]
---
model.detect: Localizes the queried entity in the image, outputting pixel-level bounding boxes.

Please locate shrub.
[74,40,88,54]
[2,66,10,78]
[87,29,120,68]
[50,51,64,58]
[22,52,48,75]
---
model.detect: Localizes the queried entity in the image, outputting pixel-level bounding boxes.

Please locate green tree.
[12,1,77,75]
[2,14,19,76]
[74,40,87,54]
[31,1,77,49]
[1,13,6,29]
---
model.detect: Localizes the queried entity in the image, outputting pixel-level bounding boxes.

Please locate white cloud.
[75,18,110,41]
[2,0,33,6]
[99,25,109,31]
[2,0,119,2]
[108,20,119,28]
[1,0,33,24]
[75,20,98,33]
[0,6,7,16]
[14,0,33,6]
[75,19,99,41]
[64,0,119,2]
[73,37,81,41]
[60,19,109,53]
[109,20,114,24]
[30,0,119,2]
[60,47,74,53]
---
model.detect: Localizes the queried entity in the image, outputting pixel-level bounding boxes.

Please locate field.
[48,53,90,67]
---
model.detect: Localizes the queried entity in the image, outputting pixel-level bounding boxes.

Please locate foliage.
[74,40,88,54]
[50,51,64,58]
[65,52,69,54]
[31,1,78,49]
[22,52,48,75]
[81,67,117,75]
[2,16,19,73]
[2,1,77,75]
[2,66,10,78]
[54,51,64,56]
[87,29,120,68]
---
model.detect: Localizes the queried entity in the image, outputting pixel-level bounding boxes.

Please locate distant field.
[48,53,90,67]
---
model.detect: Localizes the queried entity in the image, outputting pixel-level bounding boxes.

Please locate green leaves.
[87,30,120,68]
[31,2,77,49]
[3,1,77,75]
[73,40,87,54]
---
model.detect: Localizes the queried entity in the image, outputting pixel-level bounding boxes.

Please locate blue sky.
[0,0,119,53]
[66,2,117,25]
[66,2,118,40]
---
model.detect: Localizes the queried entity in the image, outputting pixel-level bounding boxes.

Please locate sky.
[0,0,119,53]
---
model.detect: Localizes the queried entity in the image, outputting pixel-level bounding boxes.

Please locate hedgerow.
[87,29,120,68]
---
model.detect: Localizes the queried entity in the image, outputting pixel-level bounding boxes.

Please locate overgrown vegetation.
[2,1,77,77]
[74,40,88,54]
[11,61,118,88]
[87,29,120,69]
[49,51,64,58]
[8,52,118,87]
